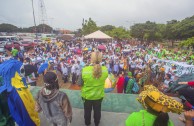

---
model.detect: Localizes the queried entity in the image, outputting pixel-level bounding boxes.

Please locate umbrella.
[83,48,88,51]
[98,45,106,50]
[38,62,49,74]
[24,64,38,76]
[88,48,92,51]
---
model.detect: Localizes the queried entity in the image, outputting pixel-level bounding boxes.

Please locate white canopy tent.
[84,30,112,39]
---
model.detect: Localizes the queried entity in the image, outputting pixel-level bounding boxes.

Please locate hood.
[40,87,59,102]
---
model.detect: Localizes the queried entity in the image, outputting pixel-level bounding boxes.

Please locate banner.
[157,59,194,76]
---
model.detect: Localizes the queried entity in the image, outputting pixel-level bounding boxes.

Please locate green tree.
[0,23,18,32]
[106,27,131,40]
[163,20,178,40]
[81,18,98,35]
[174,16,194,39]
[100,25,116,32]
[179,37,194,48]
[37,24,53,33]
[130,21,161,41]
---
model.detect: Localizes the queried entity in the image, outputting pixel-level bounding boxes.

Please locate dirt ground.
[36,72,118,92]
[36,72,82,90]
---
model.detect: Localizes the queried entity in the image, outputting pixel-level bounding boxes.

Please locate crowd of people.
[1,40,193,94]
[0,39,194,126]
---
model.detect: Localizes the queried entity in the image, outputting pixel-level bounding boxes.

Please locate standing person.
[130,58,136,76]
[125,72,136,94]
[35,72,72,126]
[78,51,108,126]
[124,72,132,93]
[116,72,125,93]
[113,61,119,76]
[71,60,77,84]
[76,61,81,82]
[61,61,69,83]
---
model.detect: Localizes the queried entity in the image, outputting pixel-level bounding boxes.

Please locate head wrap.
[137,85,183,114]
[128,72,132,77]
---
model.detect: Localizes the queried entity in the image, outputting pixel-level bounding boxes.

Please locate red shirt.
[117,76,125,93]
[188,81,194,86]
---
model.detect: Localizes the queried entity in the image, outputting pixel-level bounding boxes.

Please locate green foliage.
[34,24,53,33]
[130,15,194,41]
[106,27,131,40]
[130,21,162,41]
[81,18,98,35]
[0,23,18,32]
[173,16,194,39]
[179,37,194,48]
[100,25,116,32]
[163,20,179,40]
[0,23,53,33]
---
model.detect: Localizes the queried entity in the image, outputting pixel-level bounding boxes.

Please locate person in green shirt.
[125,85,183,126]
[78,51,108,126]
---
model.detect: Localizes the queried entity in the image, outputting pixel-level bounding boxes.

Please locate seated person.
[125,85,183,126]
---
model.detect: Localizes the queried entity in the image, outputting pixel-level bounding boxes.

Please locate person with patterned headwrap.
[126,85,183,126]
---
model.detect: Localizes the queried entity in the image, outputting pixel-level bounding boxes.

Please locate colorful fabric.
[126,78,135,94]
[125,110,174,126]
[8,88,37,126]
[137,85,183,114]
[11,72,40,125]
[0,60,40,126]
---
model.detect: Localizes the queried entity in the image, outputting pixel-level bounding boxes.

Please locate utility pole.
[31,0,38,40]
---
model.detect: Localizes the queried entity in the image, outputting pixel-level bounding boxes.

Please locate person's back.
[81,65,108,100]
[80,51,108,126]
[37,90,68,125]
[125,110,174,126]
[36,72,72,126]
[125,85,183,126]
[117,73,125,93]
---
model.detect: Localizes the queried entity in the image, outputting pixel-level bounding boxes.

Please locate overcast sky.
[0,0,194,30]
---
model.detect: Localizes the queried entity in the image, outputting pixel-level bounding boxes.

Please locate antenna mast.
[38,0,47,33]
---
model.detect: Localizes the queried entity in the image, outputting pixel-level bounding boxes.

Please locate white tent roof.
[84,30,112,39]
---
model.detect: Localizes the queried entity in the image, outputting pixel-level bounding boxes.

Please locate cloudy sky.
[0,0,194,30]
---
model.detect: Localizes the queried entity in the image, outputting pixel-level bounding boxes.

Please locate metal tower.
[38,0,47,33]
